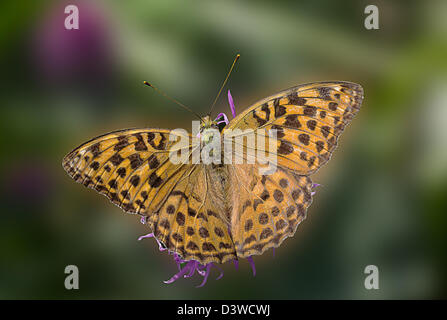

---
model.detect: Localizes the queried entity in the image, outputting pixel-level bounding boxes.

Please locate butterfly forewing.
[63,129,186,212]
[223,81,364,174]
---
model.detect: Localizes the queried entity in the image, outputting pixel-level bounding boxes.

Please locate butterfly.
[63,76,363,266]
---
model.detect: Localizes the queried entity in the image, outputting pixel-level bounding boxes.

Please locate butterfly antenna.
[143,81,204,122]
[208,53,240,116]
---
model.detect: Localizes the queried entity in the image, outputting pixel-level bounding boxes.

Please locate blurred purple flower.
[3,160,53,206]
[32,0,114,84]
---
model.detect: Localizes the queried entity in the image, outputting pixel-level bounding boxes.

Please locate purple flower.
[138,229,248,287]
[32,0,114,84]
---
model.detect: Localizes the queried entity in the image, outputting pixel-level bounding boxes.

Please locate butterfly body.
[204,163,232,223]
[63,81,363,265]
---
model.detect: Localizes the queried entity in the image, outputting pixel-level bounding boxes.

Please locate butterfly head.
[200,115,219,131]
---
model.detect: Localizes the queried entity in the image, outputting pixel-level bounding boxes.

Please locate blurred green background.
[1,0,446,299]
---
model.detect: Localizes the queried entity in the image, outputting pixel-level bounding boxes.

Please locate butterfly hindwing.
[148,165,237,264]
[229,164,313,257]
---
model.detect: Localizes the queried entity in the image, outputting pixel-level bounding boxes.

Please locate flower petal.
[215,112,229,125]
[184,261,198,278]
[214,264,224,280]
[196,263,213,288]
[164,261,195,284]
[137,233,154,241]
[311,183,322,196]
[228,90,236,118]
[247,256,256,277]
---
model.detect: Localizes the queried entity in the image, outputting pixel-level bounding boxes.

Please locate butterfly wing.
[228,163,313,258]
[151,164,237,264]
[223,81,364,174]
[63,128,190,213]
[63,128,236,264]
[223,81,363,257]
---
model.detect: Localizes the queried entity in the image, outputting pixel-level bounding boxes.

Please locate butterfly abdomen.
[205,164,232,224]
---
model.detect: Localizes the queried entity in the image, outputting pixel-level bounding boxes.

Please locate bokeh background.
[1,0,446,299]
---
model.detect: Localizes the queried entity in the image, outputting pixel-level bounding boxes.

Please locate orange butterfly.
[63,55,363,286]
